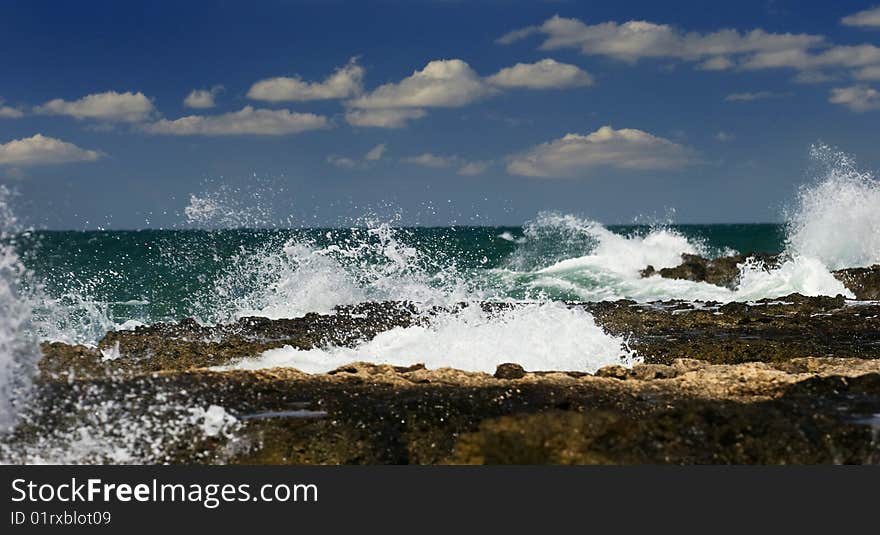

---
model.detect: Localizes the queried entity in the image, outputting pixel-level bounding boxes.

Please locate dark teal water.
[12,224,785,337]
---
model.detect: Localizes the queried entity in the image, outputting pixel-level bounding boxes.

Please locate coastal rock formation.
[39,295,880,377]
[641,252,880,300]
[640,252,779,289]
[11,295,880,464]
[832,265,880,300]
[5,357,880,464]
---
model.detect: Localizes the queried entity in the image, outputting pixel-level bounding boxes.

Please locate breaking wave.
[1,143,874,370]
[222,302,637,374]
[0,187,38,431]
[786,144,880,270]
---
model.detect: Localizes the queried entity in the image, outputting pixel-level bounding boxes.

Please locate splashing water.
[785,144,880,270]
[202,221,474,322]
[221,302,637,374]
[7,145,877,361]
[0,187,37,431]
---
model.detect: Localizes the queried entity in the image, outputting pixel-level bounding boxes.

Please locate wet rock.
[24,294,880,465]
[833,265,880,300]
[641,253,780,289]
[38,295,880,379]
[494,363,527,380]
[6,358,880,464]
[643,253,880,301]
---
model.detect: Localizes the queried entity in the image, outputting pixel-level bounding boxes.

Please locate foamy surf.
[218,302,637,374]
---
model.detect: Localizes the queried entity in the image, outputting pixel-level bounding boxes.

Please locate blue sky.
[1,0,879,229]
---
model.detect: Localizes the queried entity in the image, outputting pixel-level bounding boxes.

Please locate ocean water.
[0,144,879,460]
[15,222,783,330]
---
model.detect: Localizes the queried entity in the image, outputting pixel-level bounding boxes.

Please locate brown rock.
[833,265,880,300]
[494,363,527,380]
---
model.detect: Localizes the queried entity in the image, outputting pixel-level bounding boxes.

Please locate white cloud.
[498,16,824,64]
[496,26,540,45]
[344,108,427,128]
[248,58,364,102]
[793,71,837,84]
[457,161,491,175]
[401,152,488,175]
[141,106,330,135]
[698,56,735,71]
[325,144,388,169]
[344,57,600,128]
[855,65,880,80]
[349,59,494,110]
[0,134,102,166]
[326,155,359,169]
[499,15,880,81]
[487,59,593,89]
[35,91,155,122]
[402,153,459,168]
[842,6,880,28]
[715,131,735,142]
[829,85,880,112]
[365,143,386,161]
[0,107,23,119]
[740,44,880,71]
[724,90,785,101]
[184,86,223,109]
[0,98,24,119]
[506,126,694,178]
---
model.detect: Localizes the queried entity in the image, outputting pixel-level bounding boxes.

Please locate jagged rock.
[641,253,780,289]
[20,295,880,465]
[643,254,880,300]
[494,363,527,380]
[833,265,880,300]
[38,295,880,379]
[6,358,880,464]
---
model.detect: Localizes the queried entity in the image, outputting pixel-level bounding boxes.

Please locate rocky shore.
[4,285,879,465]
[641,252,880,300]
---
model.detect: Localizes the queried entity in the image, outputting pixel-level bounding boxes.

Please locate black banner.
[1,466,877,531]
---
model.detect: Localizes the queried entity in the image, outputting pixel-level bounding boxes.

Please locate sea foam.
[221,302,637,374]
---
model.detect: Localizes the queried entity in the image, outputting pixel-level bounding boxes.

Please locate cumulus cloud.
[141,106,330,135]
[829,85,880,112]
[0,98,24,119]
[841,6,880,28]
[498,15,880,81]
[715,131,735,142]
[365,143,386,161]
[184,86,223,108]
[349,59,494,110]
[344,108,427,128]
[855,65,880,80]
[35,91,155,122]
[248,58,364,102]
[486,59,593,89]
[498,15,824,64]
[506,126,694,178]
[345,57,596,127]
[740,44,880,71]
[0,107,24,119]
[0,134,102,166]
